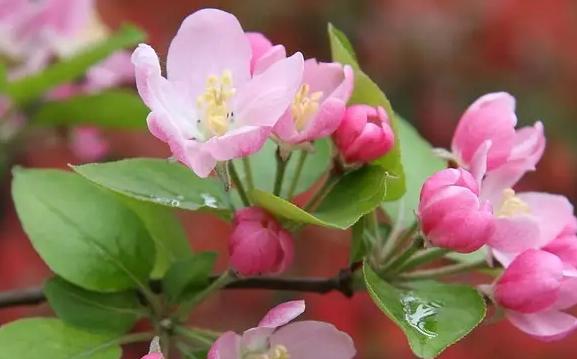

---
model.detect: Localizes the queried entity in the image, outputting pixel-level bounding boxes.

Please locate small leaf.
[5,25,145,105]
[44,277,142,334]
[382,116,446,228]
[0,318,121,359]
[72,158,231,217]
[12,168,155,292]
[163,252,217,303]
[233,139,331,197]
[328,23,405,201]
[363,264,486,358]
[251,166,388,229]
[32,90,149,129]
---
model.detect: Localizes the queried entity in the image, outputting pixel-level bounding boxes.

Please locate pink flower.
[273,59,354,145]
[140,354,163,359]
[229,207,294,276]
[246,32,286,76]
[84,51,134,92]
[418,168,494,253]
[69,126,109,162]
[332,104,395,163]
[208,300,356,359]
[132,9,304,177]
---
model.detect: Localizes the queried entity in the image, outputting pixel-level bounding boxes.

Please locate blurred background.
[1,0,577,358]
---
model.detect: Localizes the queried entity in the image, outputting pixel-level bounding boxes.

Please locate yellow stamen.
[291,84,322,131]
[196,70,236,136]
[497,188,531,217]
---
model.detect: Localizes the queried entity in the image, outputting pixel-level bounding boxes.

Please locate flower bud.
[332,105,394,163]
[229,207,294,276]
[494,249,563,313]
[418,168,494,253]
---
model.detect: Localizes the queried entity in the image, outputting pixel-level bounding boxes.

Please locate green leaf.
[5,25,145,105]
[350,217,368,264]
[31,90,148,129]
[328,23,405,201]
[72,158,231,218]
[251,166,389,229]
[233,139,331,197]
[163,252,217,303]
[44,277,142,334]
[0,318,121,359]
[382,117,446,228]
[363,264,486,358]
[122,200,192,278]
[12,168,155,292]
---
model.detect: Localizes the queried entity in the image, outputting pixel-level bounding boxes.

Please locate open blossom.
[246,32,286,76]
[229,207,294,276]
[208,300,356,359]
[132,9,304,177]
[418,168,494,253]
[332,104,395,163]
[273,59,354,145]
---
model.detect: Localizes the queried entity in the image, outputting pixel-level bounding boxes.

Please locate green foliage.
[382,116,446,228]
[363,264,486,358]
[328,23,406,201]
[72,159,231,218]
[252,166,389,229]
[0,318,122,359]
[163,252,217,303]
[11,168,155,292]
[32,90,148,129]
[44,277,142,334]
[5,25,145,105]
[350,217,369,264]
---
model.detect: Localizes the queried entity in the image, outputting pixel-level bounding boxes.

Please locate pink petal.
[506,310,577,341]
[166,9,251,96]
[241,327,275,352]
[544,234,577,268]
[495,249,563,313]
[258,300,305,329]
[229,221,283,276]
[253,45,286,75]
[509,121,545,164]
[469,140,491,186]
[488,215,541,254]
[276,230,295,273]
[270,321,356,359]
[84,51,134,92]
[552,277,577,310]
[343,122,393,163]
[295,97,347,143]
[205,126,271,162]
[208,331,242,359]
[246,32,273,72]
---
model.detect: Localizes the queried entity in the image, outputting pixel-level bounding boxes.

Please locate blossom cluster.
[418,92,577,340]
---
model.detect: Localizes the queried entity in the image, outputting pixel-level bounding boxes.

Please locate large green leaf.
[328,24,405,201]
[162,252,217,303]
[32,90,148,129]
[233,139,331,197]
[44,277,142,334]
[0,318,121,359]
[382,117,446,228]
[72,159,231,217]
[364,264,486,358]
[251,166,388,229]
[12,168,155,292]
[5,25,145,105]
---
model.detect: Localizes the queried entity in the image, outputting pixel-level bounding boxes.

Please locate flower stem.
[228,161,250,206]
[80,331,155,357]
[174,326,215,347]
[286,150,308,199]
[303,175,340,211]
[381,236,424,274]
[177,270,234,319]
[273,148,290,196]
[242,157,255,191]
[395,247,450,273]
[398,260,487,281]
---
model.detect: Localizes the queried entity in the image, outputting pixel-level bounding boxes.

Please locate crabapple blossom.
[132,9,304,177]
[246,32,286,76]
[208,300,356,359]
[229,207,294,276]
[418,168,494,253]
[332,104,395,163]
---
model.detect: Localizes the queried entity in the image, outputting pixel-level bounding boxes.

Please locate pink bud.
[495,249,563,313]
[418,168,494,253]
[141,354,163,359]
[69,126,109,162]
[229,207,294,276]
[332,105,395,163]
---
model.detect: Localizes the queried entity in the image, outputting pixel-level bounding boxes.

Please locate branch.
[0,270,354,310]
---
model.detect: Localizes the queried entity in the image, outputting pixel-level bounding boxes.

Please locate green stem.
[174,326,215,347]
[378,221,419,266]
[228,161,250,206]
[304,175,340,211]
[81,331,155,357]
[398,260,486,281]
[273,148,290,196]
[242,157,255,191]
[395,247,450,274]
[381,236,424,274]
[286,151,308,199]
[177,270,234,319]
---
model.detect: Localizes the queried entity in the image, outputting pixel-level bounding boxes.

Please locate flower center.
[244,345,290,359]
[497,189,531,217]
[196,70,236,137]
[291,84,322,132]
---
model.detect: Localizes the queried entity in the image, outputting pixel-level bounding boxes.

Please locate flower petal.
[506,310,577,341]
[258,300,305,329]
[205,126,271,162]
[208,331,242,359]
[489,215,541,254]
[270,321,356,359]
[253,45,286,75]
